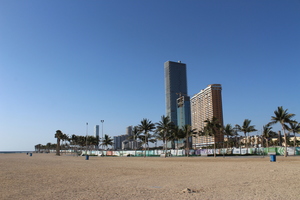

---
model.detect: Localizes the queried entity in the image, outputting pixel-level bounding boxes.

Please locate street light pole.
[86,122,88,155]
[101,120,104,151]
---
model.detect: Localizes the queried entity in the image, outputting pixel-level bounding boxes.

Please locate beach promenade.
[1,153,299,200]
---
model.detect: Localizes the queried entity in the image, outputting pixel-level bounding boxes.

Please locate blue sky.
[1,0,300,151]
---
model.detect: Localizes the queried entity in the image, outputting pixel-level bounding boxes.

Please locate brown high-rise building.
[191,84,224,148]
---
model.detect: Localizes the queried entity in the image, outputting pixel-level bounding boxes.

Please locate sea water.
[0,151,32,154]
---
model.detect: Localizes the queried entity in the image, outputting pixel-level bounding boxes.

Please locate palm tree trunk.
[282,126,287,157]
[144,134,147,158]
[213,135,216,158]
[56,138,60,156]
[278,131,282,146]
[227,134,229,149]
[294,132,296,156]
[222,137,225,157]
[186,135,189,157]
[206,135,208,154]
[284,132,288,157]
[165,137,167,158]
[134,135,137,157]
[176,140,179,156]
[244,132,247,154]
[147,141,150,156]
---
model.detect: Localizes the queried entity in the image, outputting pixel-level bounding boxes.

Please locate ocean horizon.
[0,151,33,154]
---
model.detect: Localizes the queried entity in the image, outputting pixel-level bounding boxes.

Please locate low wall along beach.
[55,147,300,157]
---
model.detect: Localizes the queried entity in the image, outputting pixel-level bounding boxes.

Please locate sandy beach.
[1,153,299,200]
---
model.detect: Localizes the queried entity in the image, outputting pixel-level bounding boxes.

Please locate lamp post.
[86,122,88,155]
[101,120,104,151]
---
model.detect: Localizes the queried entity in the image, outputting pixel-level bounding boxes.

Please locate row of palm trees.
[205,106,300,157]
[130,117,193,157]
[132,116,219,157]
[269,106,300,157]
[35,131,114,156]
[39,106,299,157]
[34,143,58,153]
[132,106,300,157]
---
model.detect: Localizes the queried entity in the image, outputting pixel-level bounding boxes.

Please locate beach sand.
[1,153,299,200]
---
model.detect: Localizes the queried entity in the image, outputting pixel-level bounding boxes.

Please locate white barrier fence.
[67,147,300,156]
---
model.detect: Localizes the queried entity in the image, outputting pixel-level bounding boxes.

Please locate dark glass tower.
[164,61,188,125]
[177,95,191,128]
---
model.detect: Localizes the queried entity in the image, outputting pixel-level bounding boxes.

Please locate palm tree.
[70,134,79,155]
[153,130,164,148]
[262,124,276,152]
[204,117,222,157]
[296,139,300,146]
[285,135,294,147]
[35,144,42,153]
[51,143,57,152]
[232,125,240,148]
[268,106,296,157]
[54,130,64,156]
[223,124,234,149]
[127,126,141,156]
[170,126,185,156]
[86,136,98,150]
[236,119,257,154]
[101,134,113,152]
[61,133,69,154]
[181,124,197,157]
[70,134,77,145]
[287,121,300,156]
[138,133,155,155]
[198,126,211,151]
[155,115,174,157]
[86,136,91,151]
[77,136,86,152]
[138,118,155,157]
[46,143,51,153]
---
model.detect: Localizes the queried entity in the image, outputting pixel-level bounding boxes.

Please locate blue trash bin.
[85,155,89,160]
[270,155,276,162]
[30,153,32,156]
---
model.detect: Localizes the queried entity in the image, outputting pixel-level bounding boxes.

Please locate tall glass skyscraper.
[94,125,99,138]
[177,95,191,128]
[164,61,188,125]
[176,95,192,148]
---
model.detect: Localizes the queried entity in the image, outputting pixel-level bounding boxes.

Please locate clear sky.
[1,0,300,151]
